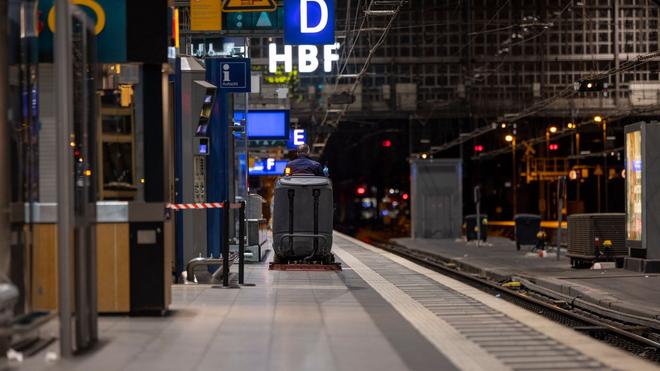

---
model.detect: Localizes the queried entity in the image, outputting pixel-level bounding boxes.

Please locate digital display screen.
[199,95,214,123]
[196,124,208,136]
[199,143,208,155]
[626,130,642,241]
[248,159,287,176]
[196,91,215,135]
[235,110,289,139]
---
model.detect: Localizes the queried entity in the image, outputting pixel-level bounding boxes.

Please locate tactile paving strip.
[334,236,611,371]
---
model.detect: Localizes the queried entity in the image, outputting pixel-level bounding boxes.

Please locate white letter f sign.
[300,0,328,33]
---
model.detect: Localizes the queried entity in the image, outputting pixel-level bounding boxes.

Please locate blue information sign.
[217,58,251,92]
[284,0,334,45]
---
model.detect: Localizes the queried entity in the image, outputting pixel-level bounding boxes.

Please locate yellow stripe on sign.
[47,0,106,35]
[190,0,222,31]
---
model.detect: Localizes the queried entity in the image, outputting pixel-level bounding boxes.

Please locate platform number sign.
[284,0,334,45]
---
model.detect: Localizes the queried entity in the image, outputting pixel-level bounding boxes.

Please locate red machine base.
[269,262,342,271]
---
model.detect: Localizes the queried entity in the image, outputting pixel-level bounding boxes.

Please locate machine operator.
[286,144,325,176]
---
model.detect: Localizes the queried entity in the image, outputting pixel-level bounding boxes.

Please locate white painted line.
[333,244,511,371]
[336,232,659,371]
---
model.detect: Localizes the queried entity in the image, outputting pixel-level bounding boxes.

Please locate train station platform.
[16,233,655,371]
[392,237,660,327]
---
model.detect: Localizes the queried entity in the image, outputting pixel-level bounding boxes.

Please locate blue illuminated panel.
[235,110,289,139]
[249,159,288,176]
[284,0,335,45]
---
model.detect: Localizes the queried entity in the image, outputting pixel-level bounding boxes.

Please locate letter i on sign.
[223,64,230,82]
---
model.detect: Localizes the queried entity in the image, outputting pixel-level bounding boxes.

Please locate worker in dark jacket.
[286,144,324,176]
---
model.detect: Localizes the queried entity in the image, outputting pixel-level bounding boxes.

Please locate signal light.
[402,193,409,200]
[356,186,366,195]
[574,79,606,92]
[474,145,484,152]
[549,143,559,151]
[382,139,392,148]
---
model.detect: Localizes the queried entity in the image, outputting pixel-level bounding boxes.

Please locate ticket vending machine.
[175,56,218,273]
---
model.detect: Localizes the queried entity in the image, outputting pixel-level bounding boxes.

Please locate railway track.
[373,240,660,363]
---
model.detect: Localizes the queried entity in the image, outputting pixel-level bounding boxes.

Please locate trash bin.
[465,214,488,241]
[514,214,542,250]
[0,283,18,355]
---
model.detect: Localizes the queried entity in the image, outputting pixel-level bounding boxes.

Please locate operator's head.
[297,143,310,155]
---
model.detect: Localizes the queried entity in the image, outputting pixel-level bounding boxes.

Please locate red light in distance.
[549,144,559,151]
[382,139,392,148]
[356,186,366,195]
[402,193,409,200]
[474,145,484,152]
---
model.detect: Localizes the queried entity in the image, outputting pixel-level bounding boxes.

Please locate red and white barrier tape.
[166,203,224,210]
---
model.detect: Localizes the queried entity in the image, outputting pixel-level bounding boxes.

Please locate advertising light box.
[235,110,289,139]
[626,130,642,242]
[624,121,660,260]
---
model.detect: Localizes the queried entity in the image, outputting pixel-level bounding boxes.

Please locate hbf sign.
[269,43,340,73]
[284,0,334,45]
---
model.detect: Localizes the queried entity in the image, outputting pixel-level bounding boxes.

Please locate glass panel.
[102,142,134,188]
[102,114,132,135]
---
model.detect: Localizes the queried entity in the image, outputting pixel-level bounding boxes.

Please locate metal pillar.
[474,186,481,248]
[222,202,230,287]
[512,137,517,217]
[0,0,10,279]
[238,201,245,285]
[556,176,566,261]
[55,0,74,358]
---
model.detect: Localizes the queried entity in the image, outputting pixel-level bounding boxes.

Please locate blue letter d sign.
[284,0,335,45]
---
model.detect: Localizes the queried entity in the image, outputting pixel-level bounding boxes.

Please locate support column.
[0,0,10,278]
[55,0,74,358]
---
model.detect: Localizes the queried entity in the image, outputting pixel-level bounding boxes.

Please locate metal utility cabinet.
[410,159,462,239]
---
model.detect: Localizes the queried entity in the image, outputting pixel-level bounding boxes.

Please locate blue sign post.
[284,0,334,45]
[217,58,251,92]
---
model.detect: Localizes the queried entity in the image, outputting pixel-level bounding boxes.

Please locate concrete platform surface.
[7,233,656,371]
[393,237,660,322]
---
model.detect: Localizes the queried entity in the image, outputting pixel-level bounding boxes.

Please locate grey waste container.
[514,214,542,250]
[465,214,488,242]
[0,284,18,355]
[272,176,333,263]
